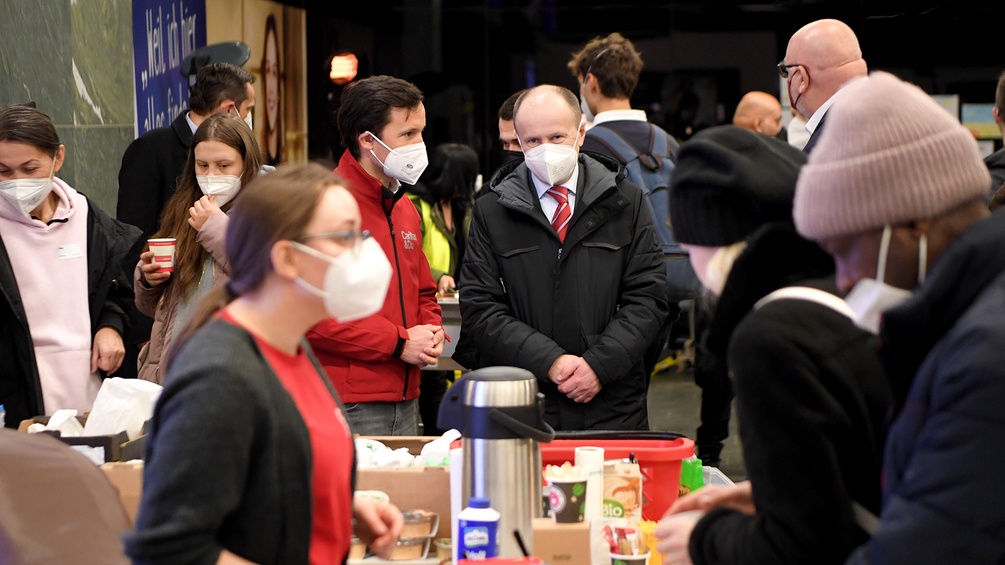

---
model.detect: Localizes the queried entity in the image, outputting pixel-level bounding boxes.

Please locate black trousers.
[419,370,453,436]
[692,301,733,467]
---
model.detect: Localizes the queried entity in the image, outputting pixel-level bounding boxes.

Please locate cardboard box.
[356,466,451,538]
[101,461,144,524]
[532,517,590,564]
[19,416,131,463]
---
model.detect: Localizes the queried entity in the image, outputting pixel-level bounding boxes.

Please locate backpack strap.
[648,124,669,160]
[586,124,639,167]
[754,286,855,320]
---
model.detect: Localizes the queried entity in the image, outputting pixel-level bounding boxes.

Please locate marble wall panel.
[2,0,136,217]
[70,0,135,127]
[0,1,74,123]
[70,126,134,215]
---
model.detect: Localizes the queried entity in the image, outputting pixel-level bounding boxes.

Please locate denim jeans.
[342,398,418,436]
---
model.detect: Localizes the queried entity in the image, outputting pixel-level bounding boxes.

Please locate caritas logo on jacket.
[401,231,417,250]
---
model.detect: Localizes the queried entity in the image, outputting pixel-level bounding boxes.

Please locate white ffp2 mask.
[196,175,242,207]
[520,121,583,186]
[292,237,392,322]
[0,156,56,217]
[366,132,428,185]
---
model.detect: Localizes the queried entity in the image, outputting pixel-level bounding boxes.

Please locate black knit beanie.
[669,125,807,246]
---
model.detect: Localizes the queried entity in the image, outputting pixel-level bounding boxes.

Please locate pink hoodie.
[0,178,101,414]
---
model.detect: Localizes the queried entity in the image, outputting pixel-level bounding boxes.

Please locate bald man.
[455,85,669,431]
[779,19,868,153]
[732,91,784,136]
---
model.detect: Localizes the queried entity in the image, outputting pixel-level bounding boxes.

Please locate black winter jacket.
[117,111,193,239]
[455,153,668,430]
[0,197,141,426]
[688,224,890,565]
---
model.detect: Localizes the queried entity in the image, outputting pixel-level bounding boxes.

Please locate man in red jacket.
[307,75,444,435]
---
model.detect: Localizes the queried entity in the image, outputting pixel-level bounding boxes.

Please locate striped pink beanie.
[794,71,990,240]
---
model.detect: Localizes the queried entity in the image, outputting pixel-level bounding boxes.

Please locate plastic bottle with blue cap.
[457,496,500,560]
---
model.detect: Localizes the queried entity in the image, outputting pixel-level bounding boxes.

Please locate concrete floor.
[647,362,747,482]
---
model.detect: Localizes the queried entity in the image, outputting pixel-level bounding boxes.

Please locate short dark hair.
[189,63,255,115]
[567,32,643,100]
[0,104,61,155]
[337,75,424,159]
[996,70,1005,115]
[498,89,526,121]
[424,143,479,203]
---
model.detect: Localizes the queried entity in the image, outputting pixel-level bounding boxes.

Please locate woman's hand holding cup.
[140,245,173,287]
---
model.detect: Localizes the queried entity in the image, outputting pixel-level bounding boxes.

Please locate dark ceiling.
[296,0,1004,160]
[298,0,1004,66]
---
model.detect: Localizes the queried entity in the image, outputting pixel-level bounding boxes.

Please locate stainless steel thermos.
[438,366,555,557]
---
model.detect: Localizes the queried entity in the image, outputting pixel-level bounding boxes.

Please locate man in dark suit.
[779,19,868,154]
[115,62,254,378]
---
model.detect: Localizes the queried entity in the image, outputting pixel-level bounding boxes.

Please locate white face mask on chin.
[366,131,428,186]
[843,225,926,334]
[520,120,584,186]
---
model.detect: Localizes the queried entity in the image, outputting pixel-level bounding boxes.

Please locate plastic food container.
[388,536,431,560]
[400,509,439,538]
[541,432,695,520]
[434,537,452,560]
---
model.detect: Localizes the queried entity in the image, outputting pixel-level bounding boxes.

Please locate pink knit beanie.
[794,71,990,240]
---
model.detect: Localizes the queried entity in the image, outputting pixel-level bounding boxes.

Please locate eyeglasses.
[777,62,803,79]
[298,229,370,251]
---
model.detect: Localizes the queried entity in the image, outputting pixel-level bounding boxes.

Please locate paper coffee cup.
[148,238,176,273]
[545,477,587,523]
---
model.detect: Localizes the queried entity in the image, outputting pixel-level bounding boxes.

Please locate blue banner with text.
[131,0,206,136]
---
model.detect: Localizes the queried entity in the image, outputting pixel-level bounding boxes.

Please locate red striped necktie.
[547,186,571,242]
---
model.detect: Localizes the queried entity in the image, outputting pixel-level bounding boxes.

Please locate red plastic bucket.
[541,435,694,520]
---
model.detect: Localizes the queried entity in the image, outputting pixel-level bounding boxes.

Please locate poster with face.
[243,0,306,165]
[262,14,281,163]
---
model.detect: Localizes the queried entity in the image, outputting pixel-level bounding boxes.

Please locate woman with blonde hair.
[135,112,263,383]
[126,163,403,564]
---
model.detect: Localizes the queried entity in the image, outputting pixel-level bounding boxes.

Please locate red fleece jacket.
[306,150,441,403]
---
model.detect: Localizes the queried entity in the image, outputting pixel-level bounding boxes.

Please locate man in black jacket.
[455,85,668,431]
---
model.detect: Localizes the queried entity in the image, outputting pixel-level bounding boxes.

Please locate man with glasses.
[779,19,868,153]
[306,75,444,436]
